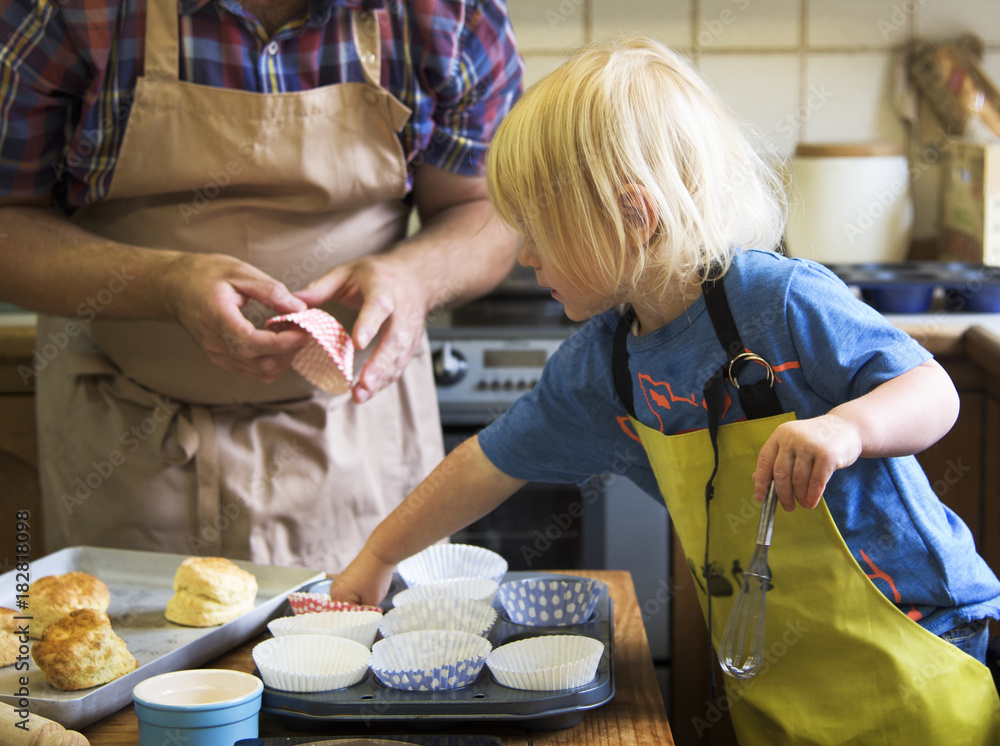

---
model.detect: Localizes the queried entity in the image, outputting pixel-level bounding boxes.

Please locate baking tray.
[0,545,323,730]
[260,572,615,732]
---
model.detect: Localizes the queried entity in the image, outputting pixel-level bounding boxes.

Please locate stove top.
[445,294,574,328]
[427,295,581,425]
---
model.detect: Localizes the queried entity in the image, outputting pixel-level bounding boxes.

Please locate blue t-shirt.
[479,250,1000,634]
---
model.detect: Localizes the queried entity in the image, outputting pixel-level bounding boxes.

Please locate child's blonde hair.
[486,36,787,307]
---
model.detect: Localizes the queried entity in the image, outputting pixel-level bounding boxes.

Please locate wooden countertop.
[79,570,673,746]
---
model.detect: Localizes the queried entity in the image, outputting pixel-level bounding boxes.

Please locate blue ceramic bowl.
[133,669,262,746]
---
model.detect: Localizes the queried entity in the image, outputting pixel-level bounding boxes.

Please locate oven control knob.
[433,342,468,386]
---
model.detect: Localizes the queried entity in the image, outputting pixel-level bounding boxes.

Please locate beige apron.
[35,0,443,571]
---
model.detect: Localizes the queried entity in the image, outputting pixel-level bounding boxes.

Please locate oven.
[428,316,606,572]
[427,272,672,696]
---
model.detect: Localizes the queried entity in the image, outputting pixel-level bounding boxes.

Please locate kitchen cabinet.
[668,322,1000,745]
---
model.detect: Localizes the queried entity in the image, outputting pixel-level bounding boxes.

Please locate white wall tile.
[917,0,1000,45]
[592,0,693,49]
[801,53,908,145]
[697,54,800,154]
[807,0,909,48]
[696,0,799,50]
[505,0,585,53]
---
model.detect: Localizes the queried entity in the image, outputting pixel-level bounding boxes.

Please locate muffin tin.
[257,573,615,731]
[826,261,1000,313]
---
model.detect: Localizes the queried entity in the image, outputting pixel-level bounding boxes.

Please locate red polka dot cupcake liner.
[266,308,354,394]
[286,592,382,616]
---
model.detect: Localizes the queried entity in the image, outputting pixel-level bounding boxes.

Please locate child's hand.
[754,414,863,512]
[329,549,396,606]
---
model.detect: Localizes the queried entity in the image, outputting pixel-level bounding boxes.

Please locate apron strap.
[351,9,413,132]
[700,272,784,698]
[352,10,383,89]
[143,0,181,81]
[67,352,224,555]
[702,276,783,419]
[612,306,637,418]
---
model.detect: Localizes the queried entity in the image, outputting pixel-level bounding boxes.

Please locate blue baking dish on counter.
[945,283,1000,312]
[253,572,615,732]
[826,262,1000,313]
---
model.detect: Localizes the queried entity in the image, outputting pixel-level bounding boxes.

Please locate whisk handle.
[756,482,778,546]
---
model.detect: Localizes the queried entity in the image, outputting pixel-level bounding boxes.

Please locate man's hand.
[294,253,428,403]
[294,164,518,404]
[161,253,309,381]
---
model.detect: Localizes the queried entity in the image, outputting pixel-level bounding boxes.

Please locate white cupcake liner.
[267,610,383,647]
[287,592,382,616]
[497,578,604,626]
[369,630,492,691]
[391,577,498,608]
[397,544,508,587]
[252,634,371,692]
[486,635,604,691]
[379,597,498,638]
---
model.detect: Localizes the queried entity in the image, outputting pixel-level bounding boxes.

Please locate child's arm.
[329,435,527,605]
[754,358,960,512]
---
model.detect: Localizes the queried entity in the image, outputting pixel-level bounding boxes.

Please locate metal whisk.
[719,482,778,680]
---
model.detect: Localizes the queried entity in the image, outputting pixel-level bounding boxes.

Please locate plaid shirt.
[0,0,523,211]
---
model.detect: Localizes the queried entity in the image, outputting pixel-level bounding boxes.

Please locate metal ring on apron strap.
[727,352,775,389]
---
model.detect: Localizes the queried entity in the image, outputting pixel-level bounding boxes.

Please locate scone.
[31,609,137,690]
[28,571,111,639]
[165,556,258,627]
[0,607,21,667]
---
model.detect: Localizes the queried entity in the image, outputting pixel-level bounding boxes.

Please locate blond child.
[331,37,1000,744]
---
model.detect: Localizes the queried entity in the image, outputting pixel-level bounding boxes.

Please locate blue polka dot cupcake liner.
[397,543,508,587]
[369,630,492,692]
[497,578,605,626]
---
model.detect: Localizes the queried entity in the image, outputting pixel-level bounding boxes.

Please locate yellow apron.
[35,0,443,571]
[613,280,1000,744]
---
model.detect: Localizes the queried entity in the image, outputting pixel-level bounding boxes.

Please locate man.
[0,0,522,570]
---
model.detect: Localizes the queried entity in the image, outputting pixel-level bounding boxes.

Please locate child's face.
[518,237,615,321]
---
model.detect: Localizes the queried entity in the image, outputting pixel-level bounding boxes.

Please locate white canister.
[784,143,913,265]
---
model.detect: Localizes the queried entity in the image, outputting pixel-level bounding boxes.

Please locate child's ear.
[617,184,658,245]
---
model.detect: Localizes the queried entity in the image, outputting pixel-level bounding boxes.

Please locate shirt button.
[266,41,279,56]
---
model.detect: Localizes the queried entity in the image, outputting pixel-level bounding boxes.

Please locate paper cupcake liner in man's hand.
[265,309,354,394]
